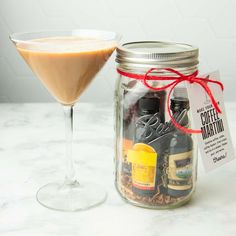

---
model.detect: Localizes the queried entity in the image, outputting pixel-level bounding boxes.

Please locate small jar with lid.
[114,41,198,209]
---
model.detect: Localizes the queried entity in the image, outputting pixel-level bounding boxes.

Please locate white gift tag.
[186,71,235,172]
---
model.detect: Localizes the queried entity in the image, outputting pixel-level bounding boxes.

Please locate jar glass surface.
[114,41,198,209]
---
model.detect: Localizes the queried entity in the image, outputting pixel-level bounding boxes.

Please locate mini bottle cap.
[170,97,190,112]
[138,96,160,114]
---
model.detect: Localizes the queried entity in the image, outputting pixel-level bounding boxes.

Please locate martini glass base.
[36,181,107,211]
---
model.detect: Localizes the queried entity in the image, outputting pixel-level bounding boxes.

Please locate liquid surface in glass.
[17,37,116,105]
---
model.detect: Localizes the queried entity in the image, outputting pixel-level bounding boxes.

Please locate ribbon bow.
[117,68,224,134]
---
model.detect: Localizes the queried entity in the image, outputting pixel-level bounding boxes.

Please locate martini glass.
[10,30,121,211]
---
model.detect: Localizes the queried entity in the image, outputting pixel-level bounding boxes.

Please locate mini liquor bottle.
[167,89,193,197]
[130,94,162,196]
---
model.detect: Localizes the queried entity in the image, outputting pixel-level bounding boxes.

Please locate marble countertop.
[0,102,236,236]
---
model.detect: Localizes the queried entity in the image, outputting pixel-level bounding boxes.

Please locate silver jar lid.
[116,41,199,74]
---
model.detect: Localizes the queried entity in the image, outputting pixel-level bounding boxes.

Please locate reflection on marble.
[0,102,236,236]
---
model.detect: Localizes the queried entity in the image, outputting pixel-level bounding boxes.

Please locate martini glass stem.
[63,105,77,185]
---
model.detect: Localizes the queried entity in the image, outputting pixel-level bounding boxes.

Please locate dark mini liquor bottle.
[167,89,193,197]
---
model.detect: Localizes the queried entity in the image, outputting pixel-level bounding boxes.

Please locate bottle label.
[127,143,157,190]
[167,151,193,190]
[186,71,236,171]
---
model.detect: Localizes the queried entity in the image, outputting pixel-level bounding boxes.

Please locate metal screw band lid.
[116,41,199,75]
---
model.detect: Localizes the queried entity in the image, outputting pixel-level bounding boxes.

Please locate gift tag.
[186,71,235,172]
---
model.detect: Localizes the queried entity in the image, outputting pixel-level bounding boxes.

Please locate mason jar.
[114,41,199,209]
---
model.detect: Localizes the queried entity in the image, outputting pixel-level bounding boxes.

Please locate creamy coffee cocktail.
[10,30,120,211]
[17,37,115,105]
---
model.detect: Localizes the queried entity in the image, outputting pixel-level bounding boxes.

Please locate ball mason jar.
[114,41,199,209]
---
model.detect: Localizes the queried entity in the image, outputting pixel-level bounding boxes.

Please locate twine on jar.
[117,68,224,134]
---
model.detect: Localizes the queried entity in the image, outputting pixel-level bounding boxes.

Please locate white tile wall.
[0,0,235,103]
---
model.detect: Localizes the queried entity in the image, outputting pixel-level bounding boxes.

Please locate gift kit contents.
[114,41,199,209]
[114,41,235,209]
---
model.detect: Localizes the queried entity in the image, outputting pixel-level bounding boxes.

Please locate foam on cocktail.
[17,37,117,53]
